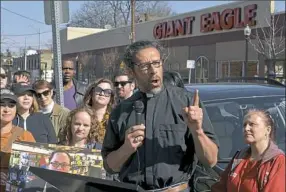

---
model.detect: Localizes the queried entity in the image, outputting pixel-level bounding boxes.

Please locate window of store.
[246,61,259,77]
[229,61,243,77]
[195,56,209,83]
[216,60,258,78]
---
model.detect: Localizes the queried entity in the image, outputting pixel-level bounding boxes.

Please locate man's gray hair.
[123,40,167,69]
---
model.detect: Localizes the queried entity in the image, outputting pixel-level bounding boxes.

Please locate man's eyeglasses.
[36,90,50,98]
[94,87,113,97]
[114,81,131,87]
[0,102,16,108]
[134,60,162,71]
[0,74,7,79]
[50,161,70,169]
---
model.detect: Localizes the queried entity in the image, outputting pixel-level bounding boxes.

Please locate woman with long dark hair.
[82,78,115,144]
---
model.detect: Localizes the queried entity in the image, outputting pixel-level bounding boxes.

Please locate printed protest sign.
[6,142,104,192]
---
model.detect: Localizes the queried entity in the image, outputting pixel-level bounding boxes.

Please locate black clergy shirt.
[101,85,219,190]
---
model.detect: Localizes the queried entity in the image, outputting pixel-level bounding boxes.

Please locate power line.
[1,6,46,25]
[2,31,51,37]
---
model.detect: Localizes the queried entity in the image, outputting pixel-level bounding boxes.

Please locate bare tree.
[102,48,120,79]
[70,1,175,28]
[248,12,285,76]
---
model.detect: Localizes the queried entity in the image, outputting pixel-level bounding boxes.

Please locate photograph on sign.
[5,142,104,192]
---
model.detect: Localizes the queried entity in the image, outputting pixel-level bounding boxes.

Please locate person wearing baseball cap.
[0,67,8,88]
[11,83,36,96]
[11,83,57,144]
[0,88,35,191]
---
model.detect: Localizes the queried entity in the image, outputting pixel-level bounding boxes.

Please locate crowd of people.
[0,40,284,192]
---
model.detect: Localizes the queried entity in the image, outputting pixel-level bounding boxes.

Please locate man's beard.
[148,85,163,95]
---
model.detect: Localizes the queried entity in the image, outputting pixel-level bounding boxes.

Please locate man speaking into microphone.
[101,40,219,191]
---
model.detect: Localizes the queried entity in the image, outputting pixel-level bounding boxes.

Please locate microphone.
[134,100,144,125]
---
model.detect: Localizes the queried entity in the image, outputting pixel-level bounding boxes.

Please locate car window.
[204,96,285,160]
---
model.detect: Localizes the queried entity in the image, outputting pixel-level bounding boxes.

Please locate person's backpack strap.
[1,126,24,153]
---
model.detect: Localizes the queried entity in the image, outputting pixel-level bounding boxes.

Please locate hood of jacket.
[231,141,284,171]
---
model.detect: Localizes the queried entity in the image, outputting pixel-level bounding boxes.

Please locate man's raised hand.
[183,89,203,131]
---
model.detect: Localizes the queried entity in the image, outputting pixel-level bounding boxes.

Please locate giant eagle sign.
[153,1,271,40]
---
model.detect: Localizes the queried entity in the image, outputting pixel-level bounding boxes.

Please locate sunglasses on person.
[114,81,132,87]
[0,74,7,78]
[0,101,16,108]
[50,161,70,169]
[35,90,50,98]
[94,87,113,97]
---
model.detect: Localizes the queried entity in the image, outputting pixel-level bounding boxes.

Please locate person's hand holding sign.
[183,90,203,132]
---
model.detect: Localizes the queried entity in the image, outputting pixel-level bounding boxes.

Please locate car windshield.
[204,95,285,161]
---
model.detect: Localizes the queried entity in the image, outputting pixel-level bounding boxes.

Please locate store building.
[13,50,54,82]
[61,1,285,83]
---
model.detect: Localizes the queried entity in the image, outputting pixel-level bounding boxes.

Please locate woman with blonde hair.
[83,78,115,144]
[11,83,57,144]
[211,109,285,192]
[58,106,98,148]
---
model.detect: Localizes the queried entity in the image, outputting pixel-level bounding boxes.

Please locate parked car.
[185,77,285,191]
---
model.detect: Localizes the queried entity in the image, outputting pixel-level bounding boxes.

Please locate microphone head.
[134,100,144,113]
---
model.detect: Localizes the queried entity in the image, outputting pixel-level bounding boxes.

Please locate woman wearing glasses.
[11,83,57,144]
[59,78,115,148]
[82,78,115,146]
[0,88,35,191]
[33,80,70,138]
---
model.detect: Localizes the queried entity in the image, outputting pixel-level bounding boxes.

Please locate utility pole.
[38,28,41,50]
[51,1,64,106]
[45,63,47,80]
[24,37,27,70]
[130,0,135,43]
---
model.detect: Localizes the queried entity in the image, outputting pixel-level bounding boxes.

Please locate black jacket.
[72,78,87,106]
[12,112,57,144]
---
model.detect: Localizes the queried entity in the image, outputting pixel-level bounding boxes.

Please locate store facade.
[61,1,285,83]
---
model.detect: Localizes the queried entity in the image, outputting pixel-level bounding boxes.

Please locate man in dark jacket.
[61,58,87,110]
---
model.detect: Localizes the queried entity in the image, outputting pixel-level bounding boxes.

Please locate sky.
[1,1,285,53]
